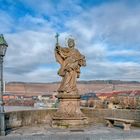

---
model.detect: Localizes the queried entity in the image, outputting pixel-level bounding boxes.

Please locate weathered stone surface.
[5,109,56,129]
[52,36,87,127]
[55,37,86,94]
[52,98,88,128]
[1,124,140,140]
[4,109,140,130]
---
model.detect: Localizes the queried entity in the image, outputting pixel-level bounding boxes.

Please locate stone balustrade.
[3,109,140,130]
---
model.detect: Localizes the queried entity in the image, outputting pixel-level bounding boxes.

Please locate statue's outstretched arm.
[55,49,64,65]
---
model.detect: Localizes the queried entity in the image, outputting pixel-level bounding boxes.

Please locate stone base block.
[52,92,88,128]
[52,118,88,128]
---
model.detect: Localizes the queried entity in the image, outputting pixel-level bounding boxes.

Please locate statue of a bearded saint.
[55,37,86,94]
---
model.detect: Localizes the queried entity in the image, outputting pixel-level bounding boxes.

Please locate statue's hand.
[55,44,60,52]
[79,58,86,66]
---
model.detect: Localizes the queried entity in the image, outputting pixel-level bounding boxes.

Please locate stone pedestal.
[52,92,88,128]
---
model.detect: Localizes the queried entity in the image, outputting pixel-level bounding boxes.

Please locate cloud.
[4,30,57,81]
[0,0,140,82]
[64,1,140,81]
[108,50,140,57]
[66,1,140,48]
[81,61,140,81]
[0,10,14,33]
[19,0,82,15]
[25,67,60,82]
[17,15,49,31]
[17,0,82,30]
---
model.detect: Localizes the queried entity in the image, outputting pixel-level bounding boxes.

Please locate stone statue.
[55,35,86,94]
[52,34,88,128]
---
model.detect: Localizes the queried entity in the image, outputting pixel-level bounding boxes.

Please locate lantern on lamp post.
[0,34,8,136]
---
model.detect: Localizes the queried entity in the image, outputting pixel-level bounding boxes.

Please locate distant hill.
[7,80,140,85]
[5,80,140,97]
[78,80,140,84]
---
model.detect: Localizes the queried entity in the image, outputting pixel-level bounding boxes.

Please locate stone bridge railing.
[4,108,140,129]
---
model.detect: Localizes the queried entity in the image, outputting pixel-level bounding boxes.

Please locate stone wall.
[82,109,140,126]
[4,109,140,129]
[5,109,56,129]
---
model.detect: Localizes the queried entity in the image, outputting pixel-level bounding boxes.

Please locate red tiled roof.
[97,90,140,97]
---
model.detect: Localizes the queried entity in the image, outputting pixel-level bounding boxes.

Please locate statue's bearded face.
[68,39,75,48]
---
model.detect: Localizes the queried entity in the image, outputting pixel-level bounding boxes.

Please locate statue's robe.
[55,46,86,93]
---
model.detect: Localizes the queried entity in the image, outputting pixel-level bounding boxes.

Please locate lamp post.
[0,34,8,136]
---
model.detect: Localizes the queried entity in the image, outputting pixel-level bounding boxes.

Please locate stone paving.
[1,124,140,140]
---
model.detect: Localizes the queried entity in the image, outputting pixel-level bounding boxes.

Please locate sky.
[0,0,140,82]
